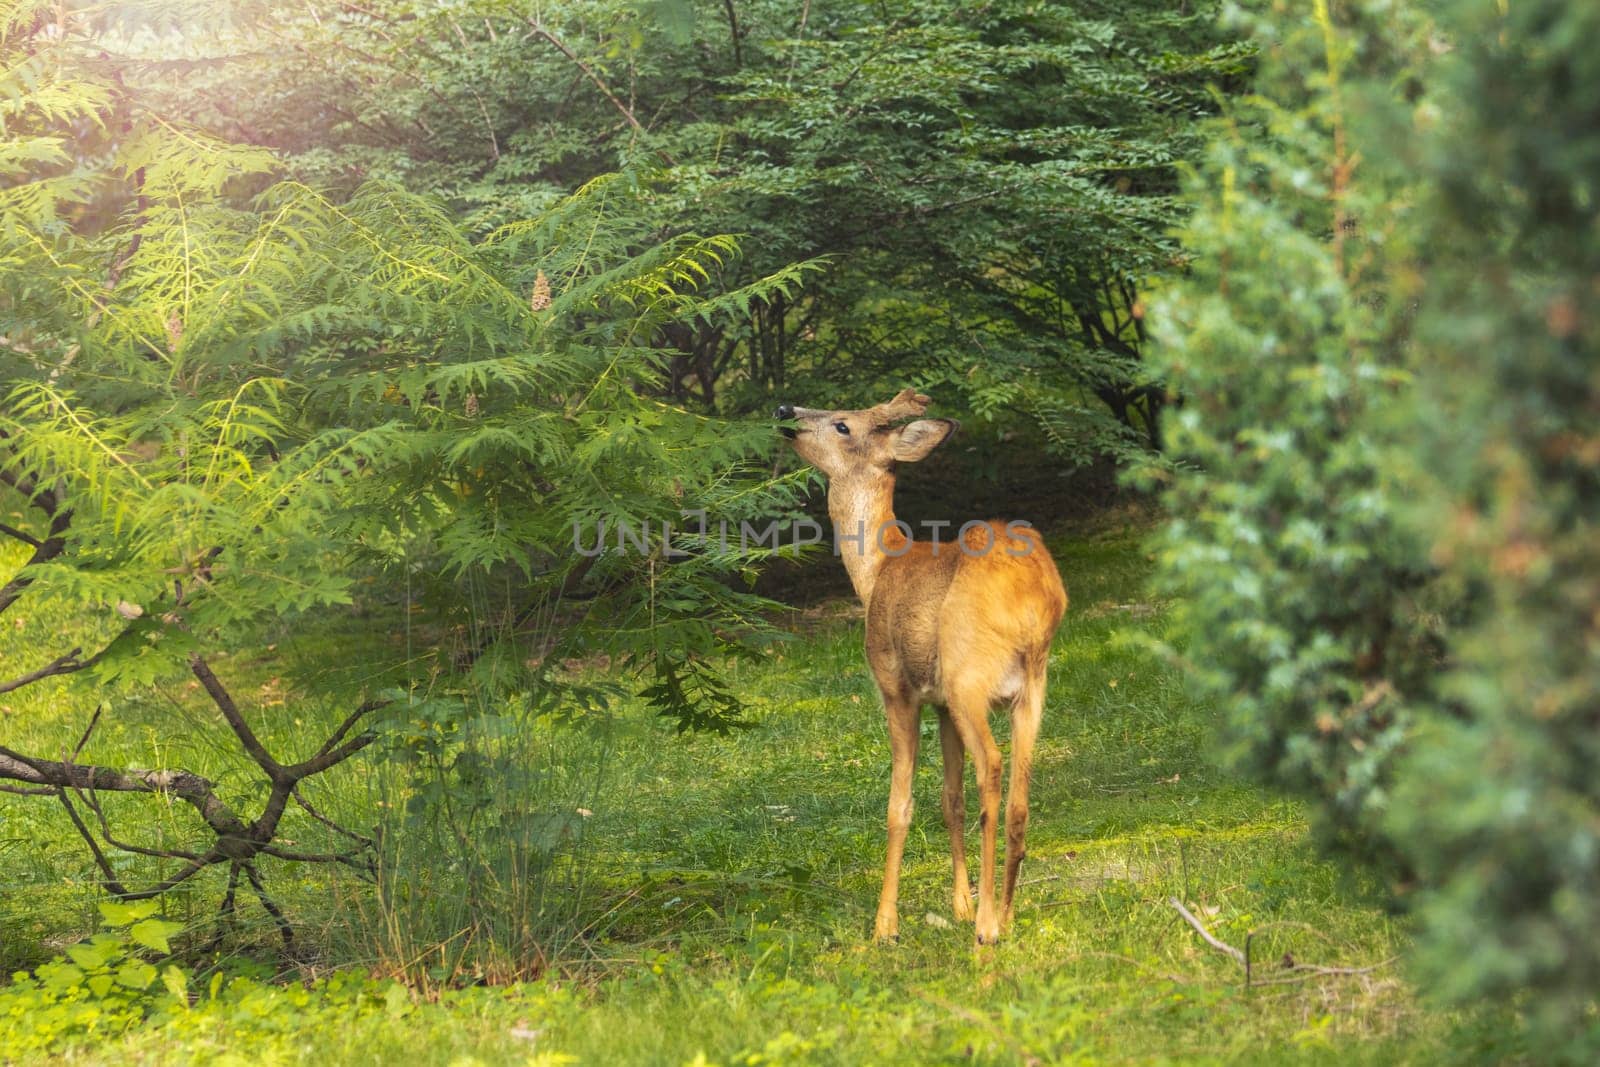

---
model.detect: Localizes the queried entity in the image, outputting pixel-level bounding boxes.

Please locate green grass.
[0,529,1513,1064]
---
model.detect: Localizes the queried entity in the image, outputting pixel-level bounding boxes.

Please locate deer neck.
[827,469,901,605]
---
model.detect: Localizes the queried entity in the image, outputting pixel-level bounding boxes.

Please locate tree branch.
[78,781,204,863]
[189,654,286,783]
[721,0,743,68]
[293,785,375,848]
[297,698,390,771]
[0,648,90,695]
[0,746,252,839]
[56,787,131,897]
[1168,896,1246,964]
[115,852,224,902]
[522,17,675,165]
[243,862,293,946]
[0,782,56,796]
[1170,897,1398,989]
[0,463,71,617]
[0,521,41,547]
[1,670,384,929]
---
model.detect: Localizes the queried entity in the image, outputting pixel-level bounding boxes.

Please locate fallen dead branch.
[0,457,390,944]
[1167,896,1397,989]
[1168,896,1245,964]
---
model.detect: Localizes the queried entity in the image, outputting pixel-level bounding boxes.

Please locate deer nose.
[774,404,795,420]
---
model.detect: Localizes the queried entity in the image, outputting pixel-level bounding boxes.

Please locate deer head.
[775,388,958,480]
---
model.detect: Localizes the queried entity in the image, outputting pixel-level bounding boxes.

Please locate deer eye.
[834,421,850,435]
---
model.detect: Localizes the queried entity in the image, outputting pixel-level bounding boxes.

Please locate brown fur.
[780,390,1068,944]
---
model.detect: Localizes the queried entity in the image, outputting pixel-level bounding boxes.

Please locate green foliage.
[1381,0,1600,1054]
[2,1,805,715]
[157,0,1248,464]
[2,940,466,1062]
[1152,0,1600,1052]
[2,534,1500,1064]
[1146,0,1437,857]
[0,900,186,1057]
[1,0,810,964]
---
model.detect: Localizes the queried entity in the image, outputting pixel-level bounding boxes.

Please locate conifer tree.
[1146,0,1437,857]
[1387,0,1600,1053]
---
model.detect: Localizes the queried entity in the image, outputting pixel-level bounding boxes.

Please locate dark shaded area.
[758,440,1128,605]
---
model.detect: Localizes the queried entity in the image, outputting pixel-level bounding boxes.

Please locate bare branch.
[298,698,391,770]
[0,649,87,695]
[0,478,70,616]
[1244,958,1399,988]
[0,782,55,796]
[243,863,293,946]
[1,679,387,931]
[78,782,204,863]
[115,852,224,902]
[1168,896,1246,964]
[221,862,241,918]
[0,639,116,695]
[0,450,62,515]
[290,724,379,779]
[721,0,743,68]
[70,704,102,760]
[522,17,675,164]
[189,654,286,782]
[293,785,375,848]
[0,746,252,839]
[57,788,131,897]
[260,843,374,879]
[0,521,41,547]
[1170,897,1398,990]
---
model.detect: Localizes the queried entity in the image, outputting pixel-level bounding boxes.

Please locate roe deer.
[776,389,1067,944]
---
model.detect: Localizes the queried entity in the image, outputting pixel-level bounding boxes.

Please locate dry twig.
[1168,897,1397,989]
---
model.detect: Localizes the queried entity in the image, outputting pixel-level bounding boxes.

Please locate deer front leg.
[937,709,973,923]
[874,695,920,942]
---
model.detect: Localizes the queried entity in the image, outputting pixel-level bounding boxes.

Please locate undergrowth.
[0,529,1518,1064]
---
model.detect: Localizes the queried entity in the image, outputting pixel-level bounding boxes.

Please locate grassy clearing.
[1,528,1508,1064]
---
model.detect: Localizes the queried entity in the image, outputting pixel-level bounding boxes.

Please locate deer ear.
[890,419,958,462]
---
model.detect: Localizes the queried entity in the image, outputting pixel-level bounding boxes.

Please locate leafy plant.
[1150,0,1600,1054]
[0,900,187,1057]
[1383,0,1600,1055]
[1,0,808,964]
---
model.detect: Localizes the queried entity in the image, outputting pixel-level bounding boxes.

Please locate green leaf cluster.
[0,900,186,1057]
[151,0,1249,464]
[1151,0,1600,1052]
[2,8,807,721]
[2,2,819,961]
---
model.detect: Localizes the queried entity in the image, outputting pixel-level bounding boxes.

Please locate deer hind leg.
[937,708,973,922]
[946,688,1003,945]
[1001,661,1046,930]
[874,692,921,942]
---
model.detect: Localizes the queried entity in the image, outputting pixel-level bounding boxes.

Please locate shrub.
[1146,0,1437,859]
[1385,0,1600,1054]
[1153,0,1600,1052]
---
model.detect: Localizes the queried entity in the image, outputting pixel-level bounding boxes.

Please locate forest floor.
[0,525,1511,1065]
